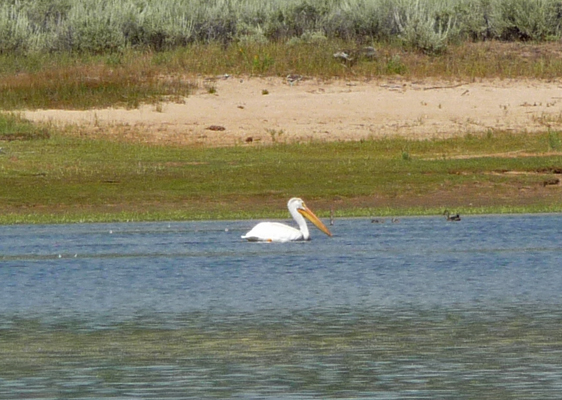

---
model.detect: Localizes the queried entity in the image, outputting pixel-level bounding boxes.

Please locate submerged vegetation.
[1,308,560,396]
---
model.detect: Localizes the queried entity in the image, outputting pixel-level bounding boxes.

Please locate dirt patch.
[23,76,562,146]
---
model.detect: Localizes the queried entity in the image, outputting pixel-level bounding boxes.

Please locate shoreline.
[2,204,561,225]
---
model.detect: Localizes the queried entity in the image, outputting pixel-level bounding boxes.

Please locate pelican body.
[242,198,332,242]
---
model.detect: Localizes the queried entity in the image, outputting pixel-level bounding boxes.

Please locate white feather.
[241,197,331,243]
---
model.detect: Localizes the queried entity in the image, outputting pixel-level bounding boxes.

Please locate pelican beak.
[298,204,333,237]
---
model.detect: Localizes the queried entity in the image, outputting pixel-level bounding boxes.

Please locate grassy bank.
[1,34,562,223]
[1,113,562,224]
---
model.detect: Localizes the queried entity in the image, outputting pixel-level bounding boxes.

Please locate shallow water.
[1,215,562,399]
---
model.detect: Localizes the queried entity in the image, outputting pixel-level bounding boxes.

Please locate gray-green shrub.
[1,0,561,54]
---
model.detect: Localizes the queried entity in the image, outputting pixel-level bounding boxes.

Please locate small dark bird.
[371,218,385,223]
[286,74,303,85]
[443,210,461,221]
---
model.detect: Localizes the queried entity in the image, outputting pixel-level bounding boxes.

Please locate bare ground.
[23,76,562,146]
[17,76,562,214]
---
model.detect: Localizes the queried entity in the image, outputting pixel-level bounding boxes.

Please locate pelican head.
[289,197,333,238]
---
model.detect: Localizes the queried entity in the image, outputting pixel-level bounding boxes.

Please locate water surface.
[1,215,561,398]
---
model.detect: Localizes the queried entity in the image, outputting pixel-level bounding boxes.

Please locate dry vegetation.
[2,41,562,112]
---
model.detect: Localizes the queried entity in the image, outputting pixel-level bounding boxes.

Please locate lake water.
[1,214,562,399]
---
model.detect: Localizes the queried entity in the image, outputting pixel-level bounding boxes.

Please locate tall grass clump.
[0,112,50,140]
[0,0,561,55]
[547,130,562,150]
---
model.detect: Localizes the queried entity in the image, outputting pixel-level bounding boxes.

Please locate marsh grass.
[0,51,195,110]
[1,114,561,223]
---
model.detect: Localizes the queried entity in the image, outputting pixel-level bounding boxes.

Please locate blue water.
[1,215,562,398]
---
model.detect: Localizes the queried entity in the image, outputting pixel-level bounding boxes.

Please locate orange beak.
[298,204,332,237]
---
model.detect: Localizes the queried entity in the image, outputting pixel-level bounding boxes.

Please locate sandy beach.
[23,76,562,146]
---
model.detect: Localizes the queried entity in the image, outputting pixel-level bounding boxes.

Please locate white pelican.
[241,197,332,242]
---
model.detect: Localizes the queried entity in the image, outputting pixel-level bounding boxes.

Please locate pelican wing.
[241,222,304,242]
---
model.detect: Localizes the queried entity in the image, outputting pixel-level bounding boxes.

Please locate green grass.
[1,113,562,224]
